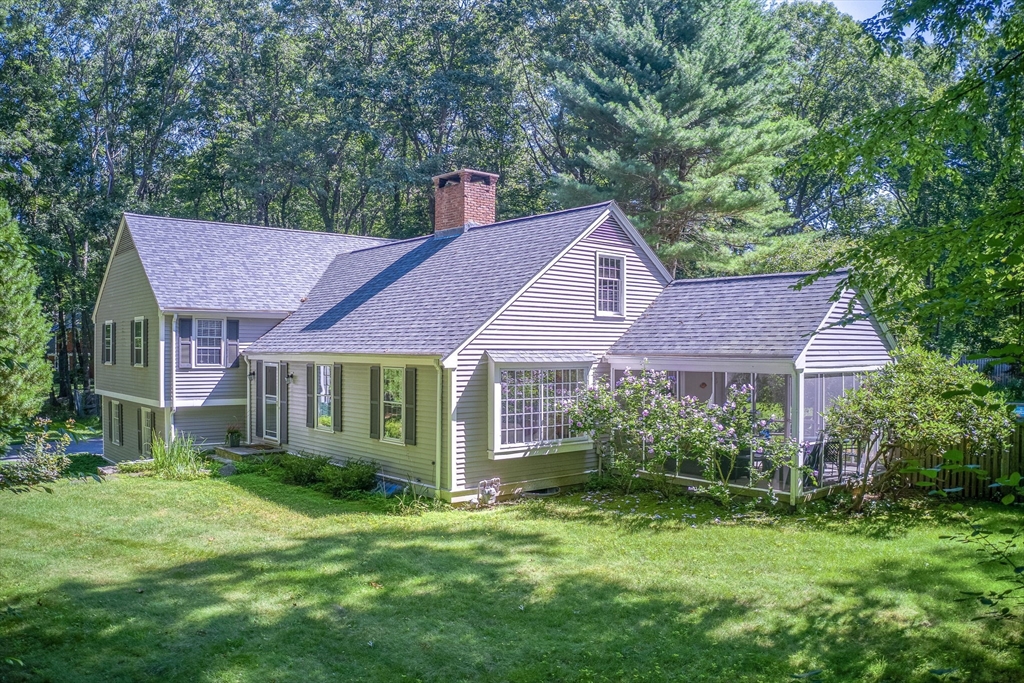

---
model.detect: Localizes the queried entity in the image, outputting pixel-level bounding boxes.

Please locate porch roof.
[608,271,848,360]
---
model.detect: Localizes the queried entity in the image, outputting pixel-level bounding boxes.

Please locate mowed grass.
[1,475,1023,683]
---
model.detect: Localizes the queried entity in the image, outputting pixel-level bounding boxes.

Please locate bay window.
[499,368,586,447]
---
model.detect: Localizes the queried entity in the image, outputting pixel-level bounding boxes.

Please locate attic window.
[596,254,625,315]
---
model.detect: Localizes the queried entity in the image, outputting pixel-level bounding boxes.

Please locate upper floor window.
[596,254,624,315]
[500,368,586,446]
[195,319,223,366]
[102,321,114,365]
[132,317,146,366]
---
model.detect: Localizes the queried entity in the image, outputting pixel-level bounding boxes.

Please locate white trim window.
[110,400,121,446]
[195,319,223,366]
[102,321,113,365]
[132,317,145,366]
[596,254,625,315]
[315,364,332,431]
[500,368,586,446]
[382,367,404,443]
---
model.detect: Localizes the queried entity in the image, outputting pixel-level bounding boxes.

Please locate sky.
[824,0,887,22]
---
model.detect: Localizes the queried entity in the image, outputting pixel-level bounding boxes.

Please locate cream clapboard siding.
[101,398,165,462]
[265,360,440,486]
[803,290,893,370]
[454,217,667,491]
[174,318,281,404]
[93,229,161,402]
[175,405,245,445]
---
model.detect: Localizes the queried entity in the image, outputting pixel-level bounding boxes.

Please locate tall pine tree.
[0,200,51,448]
[552,0,803,275]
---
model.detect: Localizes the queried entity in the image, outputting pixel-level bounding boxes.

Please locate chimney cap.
[432,168,500,184]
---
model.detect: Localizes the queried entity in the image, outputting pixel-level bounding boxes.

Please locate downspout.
[157,312,166,409]
[245,355,252,445]
[433,359,444,500]
[448,366,457,494]
[169,313,178,441]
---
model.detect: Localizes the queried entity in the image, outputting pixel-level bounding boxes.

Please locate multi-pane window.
[500,368,586,446]
[133,318,145,366]
[195,319,223,366]
[316,364,332,430]
[110,400,121,446]
[597,255,624,314]
[382,368,404,442]
[141,408,153,456]
[102,322,113,364]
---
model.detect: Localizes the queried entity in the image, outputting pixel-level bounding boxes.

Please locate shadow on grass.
[2,513,1022,682]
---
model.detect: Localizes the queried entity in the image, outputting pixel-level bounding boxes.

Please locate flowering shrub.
[566,369,798,502]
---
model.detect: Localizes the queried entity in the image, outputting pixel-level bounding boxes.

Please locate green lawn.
[1,475,1022,683]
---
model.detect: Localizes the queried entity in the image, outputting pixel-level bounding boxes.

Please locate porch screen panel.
[803,374,822,444]
[500,368,585,446]
[754,374,790,434]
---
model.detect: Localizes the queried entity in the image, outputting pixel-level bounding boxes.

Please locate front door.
[264,363,279,441]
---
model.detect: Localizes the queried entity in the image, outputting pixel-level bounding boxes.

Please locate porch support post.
[790,368,805,505]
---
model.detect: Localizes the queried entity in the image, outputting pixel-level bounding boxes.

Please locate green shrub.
[315,460,379,498]
[151,436,208,480]
[275,453,330,486]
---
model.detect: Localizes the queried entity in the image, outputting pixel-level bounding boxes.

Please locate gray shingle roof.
[123,214,392,312]
[608,271,849,359]
[245,202,613,357]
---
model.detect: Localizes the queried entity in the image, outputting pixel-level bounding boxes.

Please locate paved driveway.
[2,437,105,460]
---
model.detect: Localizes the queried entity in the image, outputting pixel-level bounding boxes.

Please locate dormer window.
[596,254,625,315]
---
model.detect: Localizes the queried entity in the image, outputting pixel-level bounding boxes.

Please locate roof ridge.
[464,201,612,233]
[123,213,393,241]
[333,201,615,257]
[670,269,849,285]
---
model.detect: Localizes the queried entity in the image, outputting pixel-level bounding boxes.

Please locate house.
[606,271,895,499]
[242,170,672,501]
[92,214,390,461]
[94,169,892,502]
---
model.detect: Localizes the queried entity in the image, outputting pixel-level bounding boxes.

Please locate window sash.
[195,319,223,366]
[315,364,332,430]
[499,368,586,446]
[597,255,623,314]
[382,367,404,442]
[103,323,112,364]
[133,319,144,366]
[111,401,121,445]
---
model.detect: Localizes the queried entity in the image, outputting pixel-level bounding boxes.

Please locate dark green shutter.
[279,362,288,444]
[178,317,192,369]
[369,365,380,440]
[305,363,315,428]
[404,367,416,445]
[333,363,343,432]
[137,407,143,453]
[226,320,240,368]
[107,400,112,440]
[143,318,149,367]
[110,322,116,365]
[255,360,264,437]
[117,403,124,446]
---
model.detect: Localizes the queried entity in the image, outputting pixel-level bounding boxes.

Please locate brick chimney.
[432,169,499,233]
